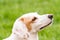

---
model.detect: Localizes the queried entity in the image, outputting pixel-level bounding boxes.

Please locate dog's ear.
[20,17,32,31]
[20,16,37,31]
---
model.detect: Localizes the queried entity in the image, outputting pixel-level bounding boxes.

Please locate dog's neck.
[6,32,38,40]
[28,31,38,40]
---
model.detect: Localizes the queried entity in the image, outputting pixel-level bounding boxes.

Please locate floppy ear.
[20,17,32,31]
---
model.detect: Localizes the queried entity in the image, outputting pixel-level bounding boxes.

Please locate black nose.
[48,14,53,19]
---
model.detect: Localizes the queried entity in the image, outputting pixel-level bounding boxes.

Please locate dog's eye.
[32,17,37,21]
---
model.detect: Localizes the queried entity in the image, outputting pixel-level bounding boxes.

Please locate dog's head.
[15,12,53,33]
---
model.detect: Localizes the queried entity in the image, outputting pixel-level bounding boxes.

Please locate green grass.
[0,0,60,40]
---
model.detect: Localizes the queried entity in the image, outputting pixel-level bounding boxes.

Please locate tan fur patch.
[20,17,32,31]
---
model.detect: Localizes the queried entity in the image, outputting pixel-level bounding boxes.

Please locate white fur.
[3,12,53,40]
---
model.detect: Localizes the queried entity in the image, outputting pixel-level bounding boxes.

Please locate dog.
[3,12,53,40]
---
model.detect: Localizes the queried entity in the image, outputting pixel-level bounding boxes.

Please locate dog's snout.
[48,14,53,19]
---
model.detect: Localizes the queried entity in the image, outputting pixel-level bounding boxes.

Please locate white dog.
[3,12,53,40]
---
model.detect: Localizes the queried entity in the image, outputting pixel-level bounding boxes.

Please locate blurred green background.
[0,0,60,40]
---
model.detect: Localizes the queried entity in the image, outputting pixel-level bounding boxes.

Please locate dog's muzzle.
[40,14,53,30]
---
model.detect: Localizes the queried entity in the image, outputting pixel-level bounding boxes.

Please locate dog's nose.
[48,14,53,19]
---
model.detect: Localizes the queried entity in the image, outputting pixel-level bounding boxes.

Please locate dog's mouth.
[40,21,52,30]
